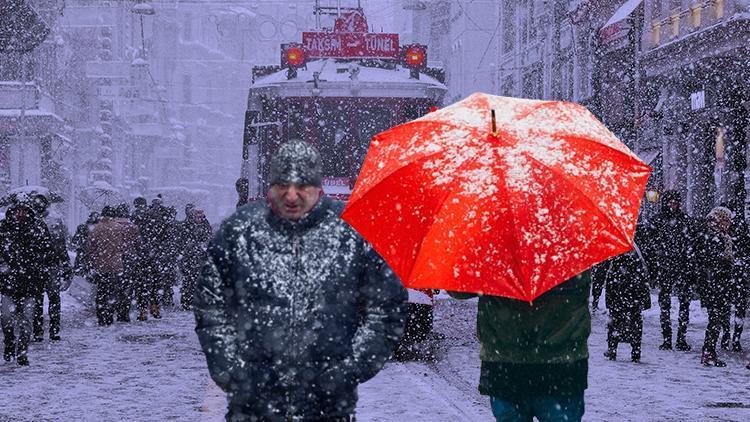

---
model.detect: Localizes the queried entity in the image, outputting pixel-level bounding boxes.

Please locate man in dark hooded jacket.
[651,190,696,351]
[0,203,56,365]
[194,139,407,421]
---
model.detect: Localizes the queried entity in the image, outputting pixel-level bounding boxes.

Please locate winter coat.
[194,197,407,418]
[0,209,56,298]
[696,222,734,308]
[85,217,140,275]
[42,213,72,285]
[650,209,696,276]
[143,205,179,273]
[448,271,591,398]
[179,215,212,268]
[604,248,651,313]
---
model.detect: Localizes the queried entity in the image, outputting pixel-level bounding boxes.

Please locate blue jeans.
[490,393,585,422]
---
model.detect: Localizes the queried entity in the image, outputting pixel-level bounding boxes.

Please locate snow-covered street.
[2,291,749,421]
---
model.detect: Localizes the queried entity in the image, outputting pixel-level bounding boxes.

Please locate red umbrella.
[341,93,651,302]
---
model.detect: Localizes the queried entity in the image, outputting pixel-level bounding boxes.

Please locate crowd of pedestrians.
[593,190,750,369]
[1,192,212,366]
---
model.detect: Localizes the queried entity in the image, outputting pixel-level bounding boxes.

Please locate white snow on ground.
[1,291,749,421]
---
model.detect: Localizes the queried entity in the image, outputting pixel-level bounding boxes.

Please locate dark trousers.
[658,278,690,343]
[1,295,35,358]
[180,267,199,310]
[33,277,61,339]
[704,304,731,354]
[722,281,748,345]
[94,272,125,325]
[607,310,643,359]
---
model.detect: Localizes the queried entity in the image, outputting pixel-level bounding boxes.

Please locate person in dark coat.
[449,271,591,422]
[178,205,211,310]
[130,197,157,321]
[650,190,696,351]
[602,244,651,363]
[0,203,56,365]
[722,210,750,351]
[590,261,608,311]
[31,193,71,342]
[235,177,249,209]
[194,140,407,421]
[696,206,735,367]
[71,211,99,276]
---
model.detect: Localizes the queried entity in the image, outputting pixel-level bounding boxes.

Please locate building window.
[652,20,661,46]
[690,4,702,28]
[715,0,724,19]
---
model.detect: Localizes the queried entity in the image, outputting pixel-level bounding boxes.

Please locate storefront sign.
[302,32,399,59]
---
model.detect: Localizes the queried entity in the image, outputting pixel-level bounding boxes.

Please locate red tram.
[241,8,447,345]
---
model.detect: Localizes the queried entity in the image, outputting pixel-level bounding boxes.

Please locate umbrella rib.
[522,152,633,247]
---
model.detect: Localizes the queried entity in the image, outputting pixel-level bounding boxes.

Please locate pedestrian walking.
[651,190,696,351]
[602,244,651,363]
[696,206,734,367]
[31,193,71,342]
[177,204,211,310]
[449,271,591,422]
[85,205,140,325]
[194,140,407,421]
[722,209,750,351]
[71,211,99,277]
[0,202,56,365]
[130,197,158,321]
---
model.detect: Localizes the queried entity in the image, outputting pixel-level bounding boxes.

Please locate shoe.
[659,341,672,350]
[603,350,616,361]
[675,341,692,351]
[746,362,750,370]
[137,311,148,321]
[732,341,742,352]
[701,351,727,367]
[631,355,641,363]
[33,335,44,343]
[49,334,61,341]
[150,304,161,319]
[17,355,29,366]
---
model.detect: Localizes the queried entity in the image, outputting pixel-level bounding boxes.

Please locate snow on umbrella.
[341,92,651,302]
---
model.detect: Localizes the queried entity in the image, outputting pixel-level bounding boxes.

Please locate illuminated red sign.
[404,44,426,68]
[302,32,399,59]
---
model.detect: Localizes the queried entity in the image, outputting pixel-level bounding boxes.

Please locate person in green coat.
[450,270,591,422]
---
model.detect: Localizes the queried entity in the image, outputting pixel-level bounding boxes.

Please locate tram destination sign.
[302,32,399,59]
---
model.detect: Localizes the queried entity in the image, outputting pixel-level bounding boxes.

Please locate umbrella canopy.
[341,92,651,302]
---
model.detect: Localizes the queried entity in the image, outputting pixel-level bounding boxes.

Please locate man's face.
[267,183,322,220]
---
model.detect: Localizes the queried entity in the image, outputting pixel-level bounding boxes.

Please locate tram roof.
[250,59,447,100]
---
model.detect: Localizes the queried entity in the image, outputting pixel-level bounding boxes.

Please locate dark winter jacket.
[143,205,179,272]
[179,214,212,268]
[650,209,696,278]
[696,221,734,308]
[0,206,56,298]
[604,248,651,313]
[194,197,407,418]
[449,271,591,398]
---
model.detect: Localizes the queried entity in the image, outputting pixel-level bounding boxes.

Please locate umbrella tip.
[491,109,497,135]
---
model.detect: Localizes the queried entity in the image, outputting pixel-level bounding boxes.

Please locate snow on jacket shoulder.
[194,197,407,417]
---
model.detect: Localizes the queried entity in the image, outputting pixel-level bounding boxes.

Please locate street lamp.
[131,0,155,16]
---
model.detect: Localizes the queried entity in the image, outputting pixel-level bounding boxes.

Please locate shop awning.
[599,0,642,44]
